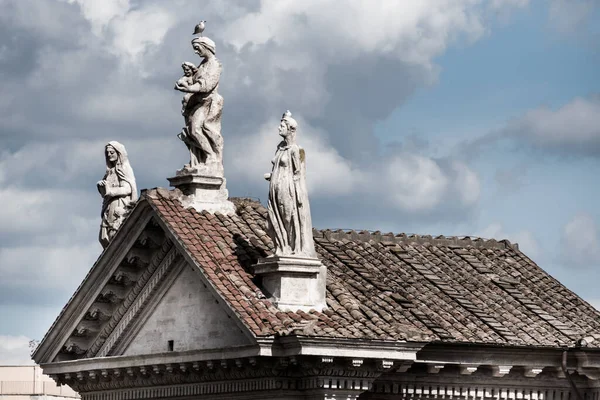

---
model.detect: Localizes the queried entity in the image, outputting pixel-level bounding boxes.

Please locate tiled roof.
[145,188,600,347]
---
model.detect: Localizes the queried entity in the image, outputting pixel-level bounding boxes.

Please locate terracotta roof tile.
[143,189,600,346]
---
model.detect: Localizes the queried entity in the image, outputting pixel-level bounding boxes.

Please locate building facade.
[30,190,600,399]
[0,365,79,400]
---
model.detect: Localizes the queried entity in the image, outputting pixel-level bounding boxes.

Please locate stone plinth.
[167,170,235,215]
[254,256,327,312]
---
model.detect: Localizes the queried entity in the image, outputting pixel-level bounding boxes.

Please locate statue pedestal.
[254,256,327,312]
[167,169,235,215]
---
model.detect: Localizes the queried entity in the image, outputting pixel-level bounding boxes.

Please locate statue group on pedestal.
[96,23,316,260]
[174,35,224,176]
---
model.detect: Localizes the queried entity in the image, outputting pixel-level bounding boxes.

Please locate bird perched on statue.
[193,21,206,36]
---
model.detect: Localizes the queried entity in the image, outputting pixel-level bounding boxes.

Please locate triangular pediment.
[32,198,256,365]
[120,263,252,356]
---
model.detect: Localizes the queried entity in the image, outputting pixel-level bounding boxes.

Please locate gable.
[32,198,257,365]
[122,262,252,356]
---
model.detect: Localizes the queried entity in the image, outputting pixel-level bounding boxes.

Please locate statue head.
[104,141,129,168]
[181,61,197,77]
[191,37,216,57]
[279,110,298,141]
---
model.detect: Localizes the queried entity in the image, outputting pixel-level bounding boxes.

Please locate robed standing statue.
[264,111,316,258]
[97,141,137,248]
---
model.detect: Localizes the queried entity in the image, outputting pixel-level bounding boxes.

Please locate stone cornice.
[416,343,600,381]
[32,201,155,364]
[418,343,577,366]
[40,346,265,375]
[45,355,600,399]
[47,355,391,395]
[271,336,424,360]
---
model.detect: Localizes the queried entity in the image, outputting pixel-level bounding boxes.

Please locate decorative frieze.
[97,250,183,357]
[85,239,176,358]
[51,356,600,400]
[82,378,289,400]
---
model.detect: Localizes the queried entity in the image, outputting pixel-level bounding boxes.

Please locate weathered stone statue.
[174,35,224,176]
[264,111,316,258]
[255,111,325,311]
[167,22,235,215]
[97,141,138,248]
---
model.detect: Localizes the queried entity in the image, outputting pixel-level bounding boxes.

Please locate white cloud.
[0,242,98,290]
[0,0,530,341]
[221,0,492,68]
[66,0,130,35]
[504,96,600,154]
[228,117,362,197]
[0,141,101,186]
[562,213,600,267]
[0,187,96,237]
[66,0,174,62]
[490,0,530,9]
[385,155,449,211]
[228,118,480,212]
[0,335,35,365]
[109,6,175,61]
[451,160,481,206]
[479,223,540,258]
[384,156,480,212]
[548,0,596,34]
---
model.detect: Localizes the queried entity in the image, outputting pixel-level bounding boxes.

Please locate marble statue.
[264,111,316,258]
[97,141,138,248]
[174,33,224,175]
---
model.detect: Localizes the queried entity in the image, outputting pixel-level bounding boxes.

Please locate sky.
[0,0,599,364]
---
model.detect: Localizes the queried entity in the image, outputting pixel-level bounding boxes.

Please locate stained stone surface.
[264,111,316,258]
[97,141,138,248]
[170,26,234,215]
[124,265,250,356]
[174,35,224,176]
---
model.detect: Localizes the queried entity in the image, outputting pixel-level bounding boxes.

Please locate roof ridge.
[141,188,517,251]
[314,229,517,250]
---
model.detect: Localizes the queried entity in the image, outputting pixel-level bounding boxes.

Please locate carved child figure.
[175,62,198,115]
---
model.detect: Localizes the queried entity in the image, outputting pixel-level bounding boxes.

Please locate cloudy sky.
[1,0,599,364]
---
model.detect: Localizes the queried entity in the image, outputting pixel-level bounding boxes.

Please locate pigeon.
[193,21,206,36]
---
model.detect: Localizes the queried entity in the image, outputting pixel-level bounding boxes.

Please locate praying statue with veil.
[97,141,138,248]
